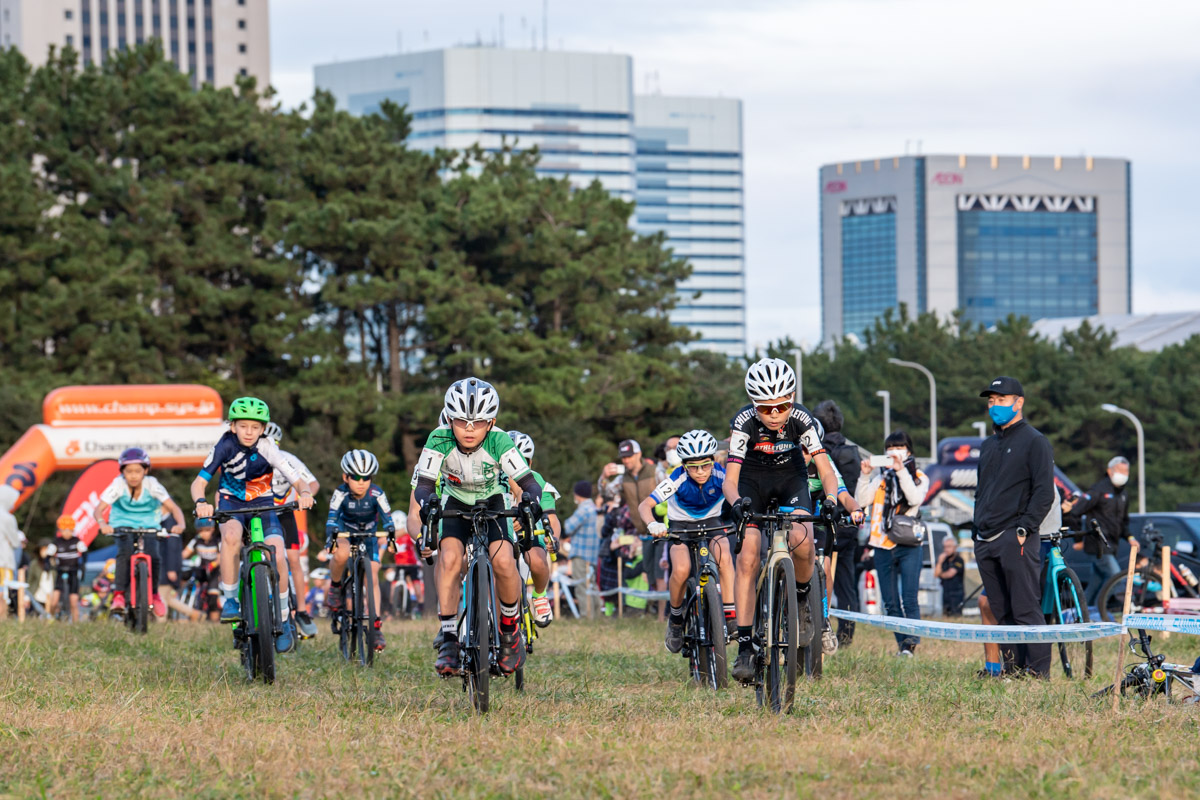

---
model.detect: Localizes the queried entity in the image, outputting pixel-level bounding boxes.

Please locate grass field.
[2,614,1199,799]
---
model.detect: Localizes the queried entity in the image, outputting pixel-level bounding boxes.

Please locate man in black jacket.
[813,400,863,647]
[1063,456,1136,604]
[973,376,1056,677]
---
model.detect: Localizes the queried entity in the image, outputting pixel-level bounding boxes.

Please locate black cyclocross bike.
[735,502,838,713]
[421,499,538,714]
[329,530,394,667]
[664,520,733,690]
[200,501,295,685]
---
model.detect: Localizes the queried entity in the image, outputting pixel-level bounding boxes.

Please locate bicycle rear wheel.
[1050,567,1093,678]
[466,563,492,714]
[251,564,276,685]
[802,564,824,679]
[695,580,728,689]
[133,561,149,635]
[1097,571,1156,622]
[766,559,799,714]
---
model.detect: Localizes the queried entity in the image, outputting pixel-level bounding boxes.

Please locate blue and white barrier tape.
[830,609,1123,643]
[1124,613,1200,636]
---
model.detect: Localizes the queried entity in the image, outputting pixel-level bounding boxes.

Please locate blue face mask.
[989,403,1018,427]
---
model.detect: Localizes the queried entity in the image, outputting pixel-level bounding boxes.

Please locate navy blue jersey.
[198,431,303,502]
[325,483,396,537]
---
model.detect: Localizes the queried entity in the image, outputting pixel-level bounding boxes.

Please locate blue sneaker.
[220,598,241,623]
[275,619,295,653]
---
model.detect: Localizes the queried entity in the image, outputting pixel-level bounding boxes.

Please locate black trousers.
[975,529,1050,676]
[831,525,861,637]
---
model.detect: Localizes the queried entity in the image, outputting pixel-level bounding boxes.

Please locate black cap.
[980,376,1024,398]
[573,480,593,498]
[618,439,641,457]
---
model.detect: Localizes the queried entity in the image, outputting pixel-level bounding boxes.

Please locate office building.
[315,47,746,356]
[0,0,269,89]
[634,95,745,355]
[818,154,1131,341]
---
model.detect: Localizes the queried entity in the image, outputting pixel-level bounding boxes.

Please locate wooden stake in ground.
[1111,540,1140,713]
[617,557,624,619]
[1161,545,1172,639]
[828,551,839,609]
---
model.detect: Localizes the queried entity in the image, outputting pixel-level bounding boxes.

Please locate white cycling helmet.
[340,449,379,477]
[676,430,718,461]
[508,430,535,462]
[443,377,500,422]
[745,357,797,402]
[309,567,330,581]
[264,422,283,444]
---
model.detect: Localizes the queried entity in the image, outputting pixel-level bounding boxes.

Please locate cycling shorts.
[737,466,812,518]
[217,496,283,541]
[55,568,81,596]
[438,495,510,547]
[280,508,301,551]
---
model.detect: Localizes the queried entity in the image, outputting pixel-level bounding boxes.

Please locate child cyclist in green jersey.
[414,378,544,677]
[505,431,561,628]
[191,397,315,653]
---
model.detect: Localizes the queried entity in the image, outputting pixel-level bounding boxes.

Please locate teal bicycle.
[1040,527,1093,678]
[200,501,296,685]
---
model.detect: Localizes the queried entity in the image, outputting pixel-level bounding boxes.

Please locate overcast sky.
[270,0,1200,350]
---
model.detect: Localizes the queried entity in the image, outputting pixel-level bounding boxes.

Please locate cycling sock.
[278,591,289,620]
[373,618,382,630]
[439,614,457,643]
[723,603,736,621]
[669,604,684,622]
[220,582,237,602]
[737,625,752,653]
[499,602,519,633]
[985,661,1003,676]
[532,589,547,599]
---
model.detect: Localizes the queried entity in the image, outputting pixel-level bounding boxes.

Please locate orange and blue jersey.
[198,432,303,503]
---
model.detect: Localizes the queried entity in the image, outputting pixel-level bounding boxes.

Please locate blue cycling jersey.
[198,431,303,502]
[649,464,727,522]
[325,483,396,539]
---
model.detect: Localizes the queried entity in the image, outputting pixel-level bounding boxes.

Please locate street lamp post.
[887,358,937,459]
[1101,403,1146,514]
[971,421,988,439]
[876,390,891,440]
[793,349,803,406]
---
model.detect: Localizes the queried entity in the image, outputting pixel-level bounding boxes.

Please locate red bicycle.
[113,527,163,634]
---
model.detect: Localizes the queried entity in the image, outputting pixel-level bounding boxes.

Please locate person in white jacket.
[856,431,931,657]
[0,486,24,620]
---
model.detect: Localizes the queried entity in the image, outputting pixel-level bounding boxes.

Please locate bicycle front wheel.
[695,580,728,690]
[353,559,369,667]
[466,564,492,714]
[364,560,378,667]
[133,561,149,635]
[766,559,799,714]
[250,564,276,685]
[1050,567,1093,678]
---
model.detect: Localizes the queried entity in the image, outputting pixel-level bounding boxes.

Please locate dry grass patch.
[2,615,1199,798]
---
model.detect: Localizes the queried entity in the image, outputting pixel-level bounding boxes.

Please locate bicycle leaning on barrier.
[1040,526,1096,678]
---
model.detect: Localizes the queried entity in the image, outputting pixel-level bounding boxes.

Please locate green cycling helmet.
[227,396,270,423]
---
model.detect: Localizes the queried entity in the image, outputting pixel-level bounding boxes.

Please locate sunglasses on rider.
[451,418,488,431]
[347,474,372,483]
[754,402,792,416]
[683,460,715,471]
